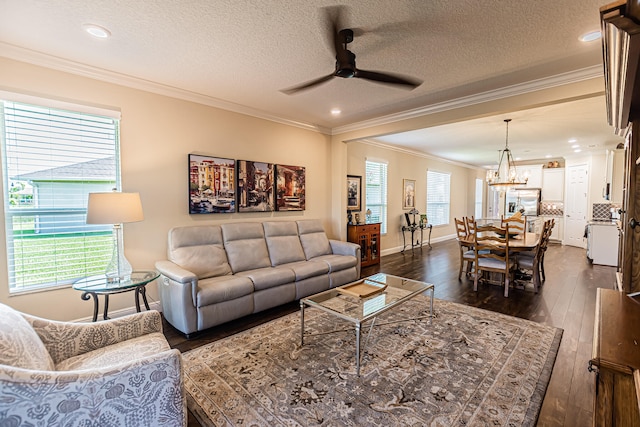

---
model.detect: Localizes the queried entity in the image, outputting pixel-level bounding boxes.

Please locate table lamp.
[86,191,144,282]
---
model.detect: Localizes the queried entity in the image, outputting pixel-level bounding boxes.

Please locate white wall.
[347,141,482,253]
[0,57,333,320]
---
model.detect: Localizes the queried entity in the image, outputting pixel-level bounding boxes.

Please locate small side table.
[401,223,433,252]
[73,270,160,322]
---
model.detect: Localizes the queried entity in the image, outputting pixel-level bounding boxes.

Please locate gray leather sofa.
[155,219,361,337]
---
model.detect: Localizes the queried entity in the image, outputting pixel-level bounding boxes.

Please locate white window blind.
[365,160,387,233]
[1,100,120,293]
[475,178,484,219]
[426,170,450,226]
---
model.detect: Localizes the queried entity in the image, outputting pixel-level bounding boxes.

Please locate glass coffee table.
[73,271,160,322]
[300,273,434,375]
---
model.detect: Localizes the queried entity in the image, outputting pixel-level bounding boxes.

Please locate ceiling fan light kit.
[486,119,528,191]
[281,8,422,94]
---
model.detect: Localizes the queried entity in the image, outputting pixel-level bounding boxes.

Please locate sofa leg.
[185,332,199,340]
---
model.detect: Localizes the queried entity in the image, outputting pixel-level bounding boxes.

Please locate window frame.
[1,95,122,294]
[364,160,388,234]
[426,170,451,227]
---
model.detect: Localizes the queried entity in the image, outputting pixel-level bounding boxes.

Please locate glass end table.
[73,270,160,322]
[300,273,435,375]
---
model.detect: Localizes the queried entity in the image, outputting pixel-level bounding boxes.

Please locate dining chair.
[464,216,475,235]
[539,218,555,281]
[455,217,474,280]
[473,223,516,297]
[516,219,553,292]
[501,214,527,236]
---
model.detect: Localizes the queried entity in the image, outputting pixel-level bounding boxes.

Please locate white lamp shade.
[86,192,144,224]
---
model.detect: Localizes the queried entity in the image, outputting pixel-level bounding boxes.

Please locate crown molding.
[331,65,604,135]
[358,139,482,170]
[0,42,332,135]
[1,42,601,138]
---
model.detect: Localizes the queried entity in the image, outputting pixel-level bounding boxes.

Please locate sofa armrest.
[22,310,163,364]
[0,349,186,427]
[155,260,198,283]
[155,260,199,336]
[329,239,361,258]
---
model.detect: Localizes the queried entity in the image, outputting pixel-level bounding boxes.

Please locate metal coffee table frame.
[300,273,434,375]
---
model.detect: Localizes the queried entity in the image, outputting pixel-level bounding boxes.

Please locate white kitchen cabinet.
[542,168,565,201]
[541,215,564,241]
[516,164,543,188]
[586,222,619,266]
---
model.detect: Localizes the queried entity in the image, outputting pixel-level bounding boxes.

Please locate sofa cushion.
[168,225,231,279]
[0,303,54,371]
[279,260,329,281]
[197,275,254,307]
[238,267,296,291]
[55,332,170,371]
[263,221,306,266]
[297,219,333,259]
[310,254,358,273]
[222,223,271,273]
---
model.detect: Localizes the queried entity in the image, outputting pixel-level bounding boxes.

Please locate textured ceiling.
[0,0,623,166]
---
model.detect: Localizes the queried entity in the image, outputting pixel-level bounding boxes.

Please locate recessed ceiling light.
[83,24,111,38]
[574,148,582,153]
[571,144,580,149]
[579,30,602,42]
[545,154,552,158]
[568,138,577,143]
[330,108,341,116]
[515,157,522,161]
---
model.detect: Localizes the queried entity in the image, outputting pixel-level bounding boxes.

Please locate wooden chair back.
[464,216,475,234]
[474,223,514,297]
[455,217,468,239]
[501,214,526,236]
[466,217,478,236]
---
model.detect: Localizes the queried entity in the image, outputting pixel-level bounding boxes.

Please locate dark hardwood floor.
[164,238,615,426]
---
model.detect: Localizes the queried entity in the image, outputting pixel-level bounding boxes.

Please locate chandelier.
[486,119,528,190]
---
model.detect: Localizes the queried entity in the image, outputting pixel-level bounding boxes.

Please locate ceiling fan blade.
[354,69,422,89]
[321,5,348,57]
[280,73,336,95]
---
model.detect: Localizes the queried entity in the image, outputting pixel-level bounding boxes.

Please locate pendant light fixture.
[486,119,528,190]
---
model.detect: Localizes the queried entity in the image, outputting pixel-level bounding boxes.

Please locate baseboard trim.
[381,233,456,256]
[72,300,162,323]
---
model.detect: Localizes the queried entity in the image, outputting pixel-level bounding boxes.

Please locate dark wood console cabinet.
[589,288,640,426]
[347,223,380,267]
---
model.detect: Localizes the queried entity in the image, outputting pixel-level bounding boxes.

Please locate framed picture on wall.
[403,179,416,210]
[188,154,236,214]
[275,164,305,211]
[237,160,275,212]
[347,175,361,211]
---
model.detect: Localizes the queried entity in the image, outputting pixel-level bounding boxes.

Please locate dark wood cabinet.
[347,223,380,267]
[600,1,640,293]
[589,288,640,426]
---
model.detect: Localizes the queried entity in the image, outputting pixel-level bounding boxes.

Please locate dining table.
[459,232,540,253]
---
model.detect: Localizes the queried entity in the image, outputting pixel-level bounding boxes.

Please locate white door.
[565,164,588,248]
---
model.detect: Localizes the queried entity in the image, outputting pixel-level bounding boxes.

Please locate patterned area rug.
[183,297,562,426]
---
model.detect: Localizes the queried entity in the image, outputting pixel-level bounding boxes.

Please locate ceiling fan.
[281,7,423,95]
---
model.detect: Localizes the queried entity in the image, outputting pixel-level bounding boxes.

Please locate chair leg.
[540,254,546,282]
[504,275,510,297]
[473,269,479,292]
[458,255,464,280]
[533,264,541,293]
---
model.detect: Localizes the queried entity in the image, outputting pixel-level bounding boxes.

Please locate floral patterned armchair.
[0,303,186,426]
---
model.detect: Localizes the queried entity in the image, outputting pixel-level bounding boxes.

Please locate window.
[475,178,483,219]
[1,99,120,293]
[365,160,387,233]
[426,170,450,226]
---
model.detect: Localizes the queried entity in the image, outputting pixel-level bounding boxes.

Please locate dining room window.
[365,160,387,234]
[1,96,121,293]
[475,178,483,219]
[426,170,450,226]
